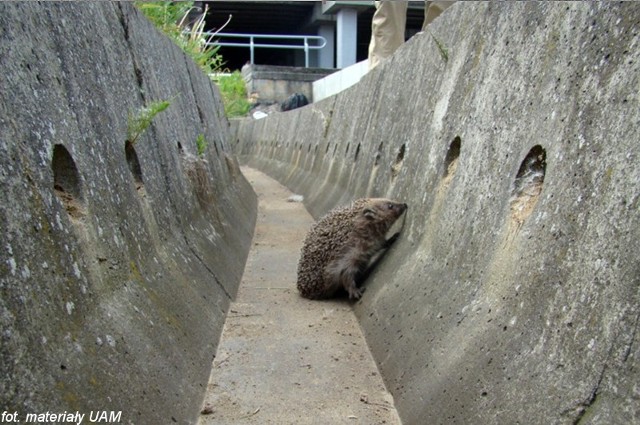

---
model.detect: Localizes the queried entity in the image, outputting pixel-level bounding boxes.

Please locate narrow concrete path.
[198,167,400,425]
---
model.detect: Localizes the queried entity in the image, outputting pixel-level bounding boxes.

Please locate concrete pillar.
[318,24,335,69]
[336,8,357,68]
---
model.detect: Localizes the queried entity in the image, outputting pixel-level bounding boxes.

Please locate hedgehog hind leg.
[319,268,345,299]
[326,258,364,300]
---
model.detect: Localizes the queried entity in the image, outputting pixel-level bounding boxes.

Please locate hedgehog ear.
[363,208,377,220]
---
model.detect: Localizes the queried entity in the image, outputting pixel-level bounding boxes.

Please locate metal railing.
[203,32,327,68]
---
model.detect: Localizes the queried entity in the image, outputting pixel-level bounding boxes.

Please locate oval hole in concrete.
[125,140,144,193]
[354,143,361,162]
[52,144,85,219]
[443,136,461,179]
[510,145,546,224]
[391,143,406,179]
[374,142,383,166]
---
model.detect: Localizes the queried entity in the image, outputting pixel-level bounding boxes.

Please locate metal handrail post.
[249,35,255,64]
[304,36,309,68]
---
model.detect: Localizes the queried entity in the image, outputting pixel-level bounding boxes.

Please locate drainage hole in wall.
[443,136,461,180]
[391,143,406,179]
[52,144,86,219]
[125,141,145,195]
[354,143,361,162]
[374,142,383,167]
[510,145,546,224]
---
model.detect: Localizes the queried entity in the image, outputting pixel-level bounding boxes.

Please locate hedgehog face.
[355,199,407,238]
[362,200,407,224]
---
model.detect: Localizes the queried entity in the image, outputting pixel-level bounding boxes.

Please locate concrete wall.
[235,2,639,424]
[312,59,369,103]
[0,3,256,423]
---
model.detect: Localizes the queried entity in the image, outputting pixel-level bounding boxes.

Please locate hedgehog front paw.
[348,286,364,300]
[385,232,400,247]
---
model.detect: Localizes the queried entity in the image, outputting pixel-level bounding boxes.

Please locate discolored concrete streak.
[198,167,400,425]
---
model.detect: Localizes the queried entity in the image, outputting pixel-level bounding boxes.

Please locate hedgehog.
[296,198,408,300]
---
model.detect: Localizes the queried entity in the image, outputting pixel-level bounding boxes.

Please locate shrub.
[136,2,251,117]
[215,71,252,118]
[135,2,225,75]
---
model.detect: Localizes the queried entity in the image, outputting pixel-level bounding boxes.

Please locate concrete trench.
[198,167,401,424]
[233,3,640,424]
[1,2,639,425]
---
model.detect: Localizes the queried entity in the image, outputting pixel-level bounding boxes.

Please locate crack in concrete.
[572,373,603,425]
[620,309,640,363]
[187,244,232,301]
[116,3,146,103]
[570,309,640,424]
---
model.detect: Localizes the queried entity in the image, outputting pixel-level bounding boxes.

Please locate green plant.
[136,2,249,117]
[127,99,172,144]
[134,2,191,40]
[215,71,252,117]
[429,31,449,63]
[135,1,227,75]
[196,134,208,157]
[180,5,227,75]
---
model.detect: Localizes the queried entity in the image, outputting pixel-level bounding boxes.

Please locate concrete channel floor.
[198,167,401,425]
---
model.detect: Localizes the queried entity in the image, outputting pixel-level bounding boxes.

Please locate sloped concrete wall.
[235,2,639,424]
[0,3,256,423]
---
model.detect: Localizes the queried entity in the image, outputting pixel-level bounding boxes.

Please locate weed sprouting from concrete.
[196,133,208,157]
[183,134,214,206]
[429,31,449,63]
[127,99,172,145]
[183,151,212,208]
